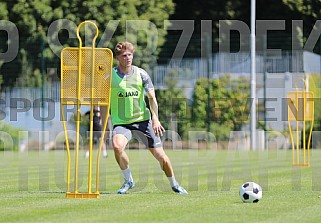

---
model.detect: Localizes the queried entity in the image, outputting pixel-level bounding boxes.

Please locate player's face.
[116,50,133,68]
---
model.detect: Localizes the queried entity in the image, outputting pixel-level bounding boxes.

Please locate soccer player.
[110,41,188,194]
[85,107,108,158]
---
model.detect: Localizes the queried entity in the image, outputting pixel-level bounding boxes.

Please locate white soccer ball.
[239,182,262,203]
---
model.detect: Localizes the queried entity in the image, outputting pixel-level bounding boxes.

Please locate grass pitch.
[1,148,321,223]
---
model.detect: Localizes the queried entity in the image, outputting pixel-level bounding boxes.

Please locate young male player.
[110,41,188,194]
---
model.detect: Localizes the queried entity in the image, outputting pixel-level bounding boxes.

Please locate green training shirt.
[110,66,152,125]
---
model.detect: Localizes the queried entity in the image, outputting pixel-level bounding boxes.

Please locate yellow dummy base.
[66,192,100,198]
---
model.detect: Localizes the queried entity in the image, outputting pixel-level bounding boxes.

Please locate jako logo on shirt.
[118,91,139,97]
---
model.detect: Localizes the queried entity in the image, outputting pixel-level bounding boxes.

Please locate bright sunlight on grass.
[1,149,321,223]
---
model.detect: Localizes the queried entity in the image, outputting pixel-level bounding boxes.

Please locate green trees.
[154,74,251,141]
[160,0,321,59]
[156,75,252,140]
[155,70,190,138]
[0,0,175,87]
[1,0,321,87]
[191,75,250,140]
[191,78,208,129]
[155,75,251,141]
[0,121,26,151]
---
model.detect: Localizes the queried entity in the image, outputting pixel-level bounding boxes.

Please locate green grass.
[1,149,321,223]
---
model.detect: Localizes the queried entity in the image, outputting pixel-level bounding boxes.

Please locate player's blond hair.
[114,42,135,56]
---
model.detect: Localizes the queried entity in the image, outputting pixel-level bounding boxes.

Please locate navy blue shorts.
[112,120,162,148]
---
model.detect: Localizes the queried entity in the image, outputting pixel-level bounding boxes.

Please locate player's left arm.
[146,89,165,136]
[140,68,165,136]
